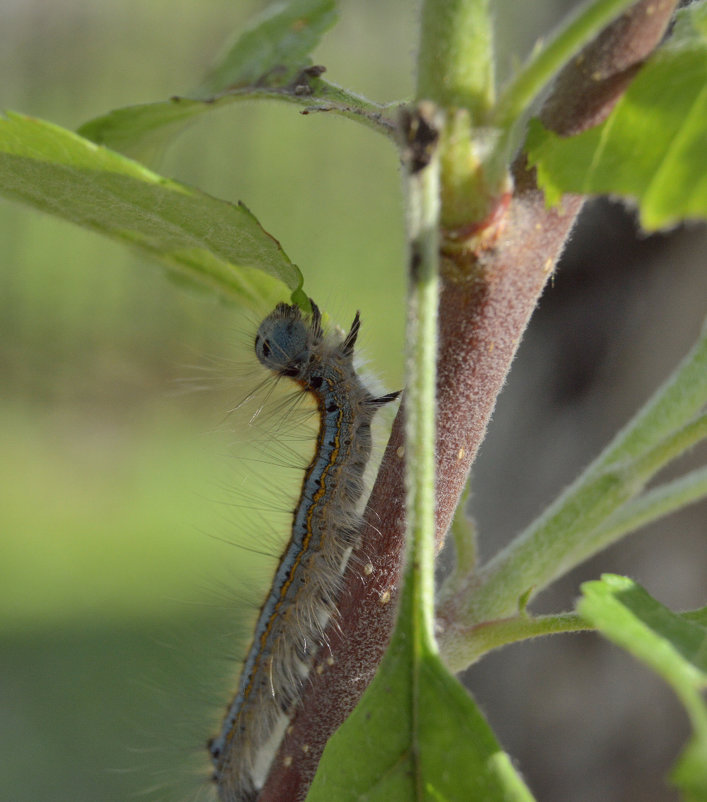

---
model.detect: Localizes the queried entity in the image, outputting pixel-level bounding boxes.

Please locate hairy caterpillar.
[208,300,399,801]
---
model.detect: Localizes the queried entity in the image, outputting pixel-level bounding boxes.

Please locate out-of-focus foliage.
[0,2,408,799]
[0,113,303,305]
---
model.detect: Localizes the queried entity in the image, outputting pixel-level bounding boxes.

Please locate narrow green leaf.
[307,586,535,802]
[0,112,303,306]
[526,1,707,230]
[79,0,337,159]
[78,0,395,161]
[77,99,210,165]
[197,0,337,95]
[579,575,707,801]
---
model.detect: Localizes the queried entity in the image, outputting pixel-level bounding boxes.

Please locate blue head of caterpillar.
[254,301,324,379]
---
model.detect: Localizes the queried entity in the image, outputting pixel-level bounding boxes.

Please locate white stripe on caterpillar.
[208,300,399,802]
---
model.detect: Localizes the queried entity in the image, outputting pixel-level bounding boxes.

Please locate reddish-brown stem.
[541,0,677,135]
[256,2,678,799]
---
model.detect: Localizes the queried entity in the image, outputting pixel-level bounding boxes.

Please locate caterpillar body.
[208,300,399,802]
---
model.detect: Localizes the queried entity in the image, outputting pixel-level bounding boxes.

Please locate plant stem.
[581,465,707,559]
[416,0,501,226]
[494,0,639,128]
[463,320,707,626]
[256,4,684,795]
[440,612,592,671]
[630,413,707,479]
[416,0,494,116]
[682,608,707,626]
[598,322,707,470]
[440,466,707,669]
[401,104,442,652]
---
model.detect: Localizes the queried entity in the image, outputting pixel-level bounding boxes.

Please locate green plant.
[1,1,705,800]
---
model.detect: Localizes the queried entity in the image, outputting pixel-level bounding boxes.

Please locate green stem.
[440,612,592,671]
[442,466,707,669]
[441,598,707,672]
[437,484,479,610]
[598,324,707,470]
[402,105,442,653]
[630,413,707,479]
[416,0,494,116]
[580,465,707,559]
[464,320,707,625]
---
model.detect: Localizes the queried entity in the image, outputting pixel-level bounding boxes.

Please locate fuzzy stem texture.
[416,0,494,116]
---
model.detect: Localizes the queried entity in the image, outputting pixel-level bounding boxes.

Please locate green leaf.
[77,99,212,166]
[197,0,337,95]
[526,1,707,230]
[0,112,304,306]
[76,0,395,161]
[307,587,535,802]
[578,575,707,801]
[78,80,397,163]
[78,0,337,159]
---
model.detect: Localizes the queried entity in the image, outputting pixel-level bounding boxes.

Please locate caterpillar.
[208,299,399,802]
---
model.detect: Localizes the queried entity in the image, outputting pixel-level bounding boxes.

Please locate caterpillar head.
[255,302,320,378]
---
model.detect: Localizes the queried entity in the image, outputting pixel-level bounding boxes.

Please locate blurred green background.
[2,2,704,801]
[0,2,414,799]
